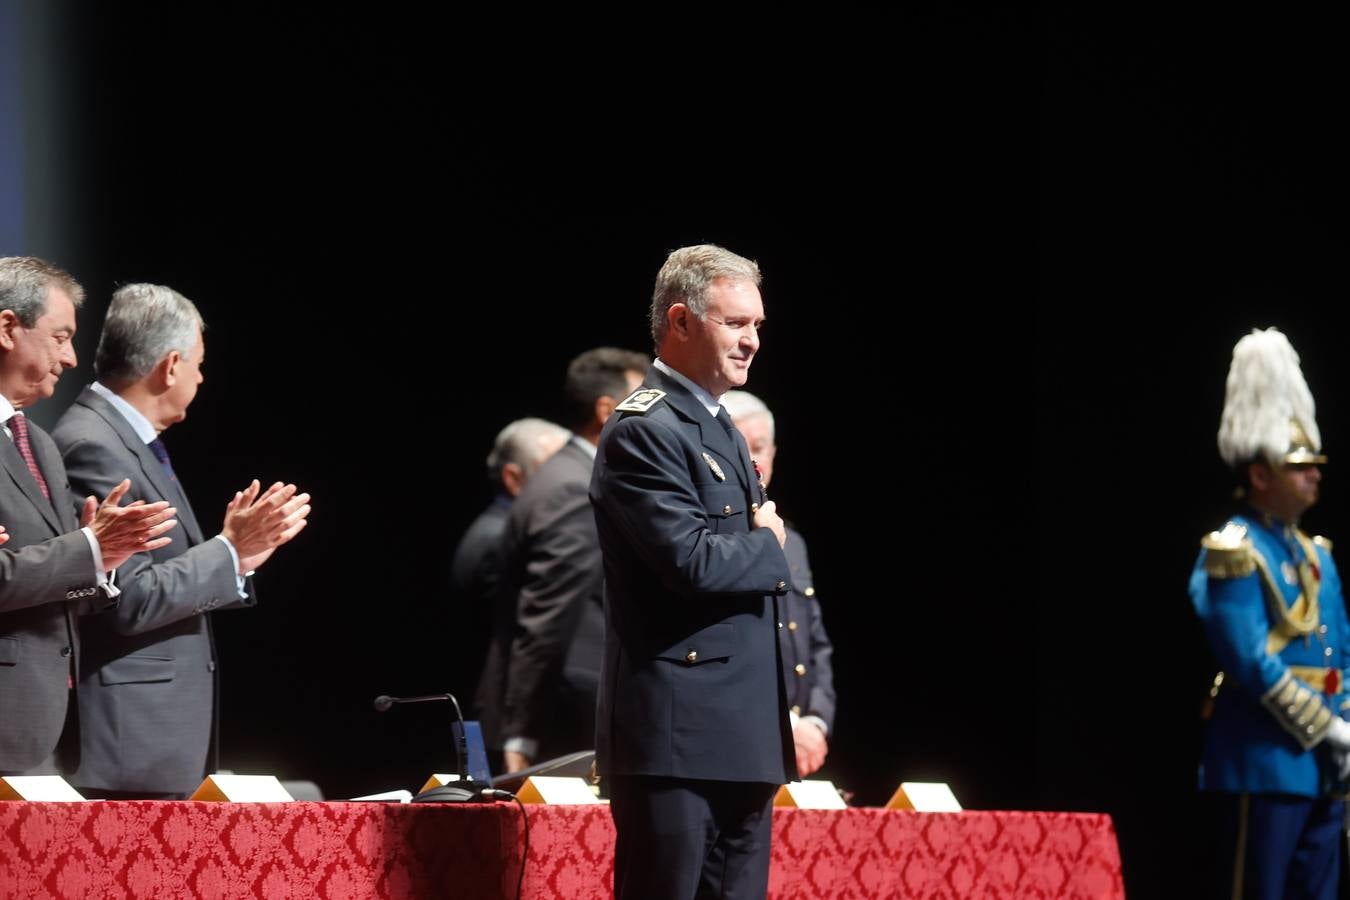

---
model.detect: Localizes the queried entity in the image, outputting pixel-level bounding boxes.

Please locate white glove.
[1337,749,1350,782]
[1325,717,1350,752]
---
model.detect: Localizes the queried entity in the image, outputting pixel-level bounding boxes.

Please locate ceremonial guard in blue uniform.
[1192,327,1350,900]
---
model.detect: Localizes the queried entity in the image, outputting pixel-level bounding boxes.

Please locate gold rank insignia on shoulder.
[701,452,727,481]
[1202,522,1256,579]
[616,388,666,413]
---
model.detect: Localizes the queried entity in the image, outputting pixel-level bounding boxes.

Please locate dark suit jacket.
[477,440,605,755]
[0,412,101,773]
[52,386,254,794]
[451,494,511,698]
[780,528,835,732]
[590,366,796,784]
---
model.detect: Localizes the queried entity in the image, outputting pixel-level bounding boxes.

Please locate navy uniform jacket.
[590,366,796,784]
[780,528,835,732]
[1191,511,1350,797]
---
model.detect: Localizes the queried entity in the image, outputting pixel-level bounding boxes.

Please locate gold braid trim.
[1261,671,1334,749]
[1250,547,1320,656]
[1202,529,1257,579]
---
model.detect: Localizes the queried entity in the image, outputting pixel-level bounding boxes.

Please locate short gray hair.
[649,244,761,348]
[721,390,775,441]
[486,417,569,484]
[0,256,86,326]
[95,283,205,383]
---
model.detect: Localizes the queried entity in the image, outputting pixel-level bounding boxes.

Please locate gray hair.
[649,244,761,348]
[0,256,86,326]
[95,283,205,383]
[721,390,775,441]
[486,417,569,484]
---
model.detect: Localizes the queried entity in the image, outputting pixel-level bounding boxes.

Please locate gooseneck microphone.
[373,691,492,802]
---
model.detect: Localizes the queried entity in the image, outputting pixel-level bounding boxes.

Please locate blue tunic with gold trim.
[1191,512,1350,797]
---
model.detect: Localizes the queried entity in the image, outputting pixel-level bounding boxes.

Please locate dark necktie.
[8,413,51,500]
[147,437,177,481]
[715,405,736,434]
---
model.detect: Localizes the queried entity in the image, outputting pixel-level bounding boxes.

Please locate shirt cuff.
[214,534,252,597]
[81,526,120,600]
[799,715,829,737]
[502,737,539,759]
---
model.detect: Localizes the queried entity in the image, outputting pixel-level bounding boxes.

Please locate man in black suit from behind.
[478,348,648,773]
[452,417,568,701]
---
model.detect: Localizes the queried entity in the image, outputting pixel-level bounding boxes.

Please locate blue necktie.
[147,437,177,481]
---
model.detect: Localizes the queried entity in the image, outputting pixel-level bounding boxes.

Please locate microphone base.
[411,780,494,803]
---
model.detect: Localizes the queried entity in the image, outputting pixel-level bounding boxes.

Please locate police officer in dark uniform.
[724,389,836,777]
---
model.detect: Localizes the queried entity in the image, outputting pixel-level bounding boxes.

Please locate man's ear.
[1248,460,1272,492]
[157,350,183,388]
[595,394,618,425]
[667,303,691,341]
[501,462,526,497]
[0,309,21,351]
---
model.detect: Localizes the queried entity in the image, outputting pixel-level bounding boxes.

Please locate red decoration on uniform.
[1326,667,1341,695]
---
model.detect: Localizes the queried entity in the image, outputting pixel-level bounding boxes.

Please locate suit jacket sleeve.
[0,532,99,614]
[594,414,788,595]
[502,474,598,740]
[61,436,252,635]
[796,539,837,732]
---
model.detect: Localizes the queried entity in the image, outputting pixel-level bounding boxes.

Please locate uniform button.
[804,587,815,598]
[686,651,698,663]
[1326,647,1335,658]
[60,647,72,658]
[777,621,784,629]
[794,664,806,676]
[791,705,801,716]
[776,580,787,591]
[1319,624,1329,635]
[788,621,798,632]
[207,661,217,672]
[723,505,733,515]
[751,503,759,512]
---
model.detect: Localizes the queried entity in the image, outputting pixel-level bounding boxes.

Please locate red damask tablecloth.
[0,801,1123,899]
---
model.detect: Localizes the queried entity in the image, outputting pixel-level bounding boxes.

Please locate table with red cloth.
[0,800,1123,899]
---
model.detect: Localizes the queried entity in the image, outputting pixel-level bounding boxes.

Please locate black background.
[18,5,1347,895]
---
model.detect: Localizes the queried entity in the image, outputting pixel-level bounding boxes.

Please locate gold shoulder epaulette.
[1202,522,1256,579]
[1313,535,1334,553]
[615,388,666,414]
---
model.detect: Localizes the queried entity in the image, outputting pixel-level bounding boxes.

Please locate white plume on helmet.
[1217,327,1324,469]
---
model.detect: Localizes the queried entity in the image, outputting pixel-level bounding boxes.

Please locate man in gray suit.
[52,282,311,798]
[477,347,648,773]
[1,257,179,777]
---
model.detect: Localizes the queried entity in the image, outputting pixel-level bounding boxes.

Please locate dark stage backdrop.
[20,4,1343,896]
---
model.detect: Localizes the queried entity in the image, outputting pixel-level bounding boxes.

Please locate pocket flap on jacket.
[655,623,735,664]
[98,655,174,685]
